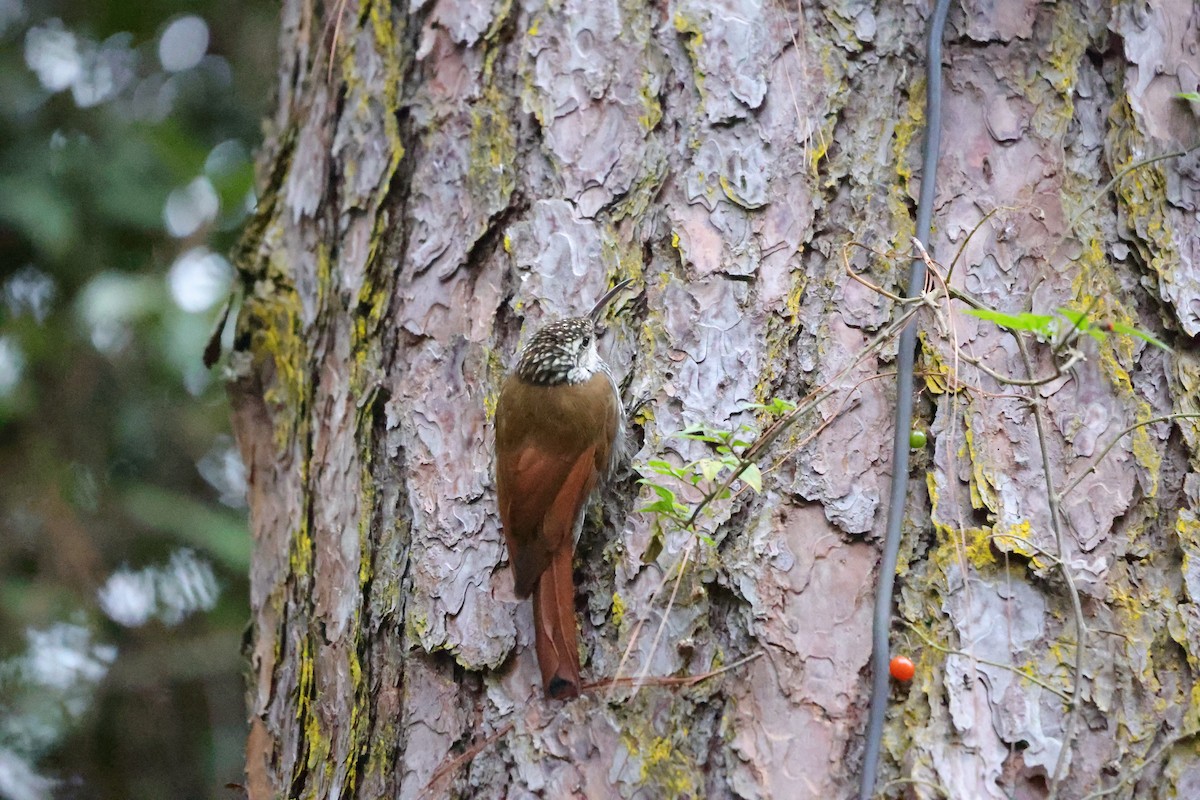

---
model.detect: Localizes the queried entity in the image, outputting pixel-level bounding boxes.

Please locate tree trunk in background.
[229,0,1200,796]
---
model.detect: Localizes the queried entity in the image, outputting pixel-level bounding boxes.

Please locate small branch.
[902,621,1073,702]
[1079,730,1198,799]
[1050,296,1099,357]
[760,370,898,479]
[419,651,764,800]
[1058,414,1200,501]
[951,344,1081,388]
[1068,144,1200,230]
[944,206,1023,281]
[986,531,1062,565]
[418,722,516,800]
[620,292,928,701]
[842,242,907,303]
[607,552,682,702]
[935,281,1084,387]
[635,543,694,692]
[590,650,764,692]
[681,302,925,531]
[1015,334,1086,800]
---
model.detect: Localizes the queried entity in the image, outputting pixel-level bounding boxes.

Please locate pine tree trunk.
[230,0,1200,797]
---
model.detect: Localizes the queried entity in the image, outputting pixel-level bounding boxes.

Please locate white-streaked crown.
[515,318,607,386]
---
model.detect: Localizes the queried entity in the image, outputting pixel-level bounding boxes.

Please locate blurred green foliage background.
[0,0,275,797]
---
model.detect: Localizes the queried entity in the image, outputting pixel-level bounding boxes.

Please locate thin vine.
[627,235,1185,797]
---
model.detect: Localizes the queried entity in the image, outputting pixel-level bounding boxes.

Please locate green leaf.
[744,397,796,415]
[1178,91,1200,102]
[964,308,1056,339]
[638,483,688,518]
[678,423,706,435]
[770,397,796,414]
[1055,307,1088,325]
[644,459,683,478]
[639,499,680,516]
[698,459,723,482]
[1109,321,1174,352]
[1054,307,1103,343]
[675,430,723,443]
[740,463,763,493]
[648,484,677,502]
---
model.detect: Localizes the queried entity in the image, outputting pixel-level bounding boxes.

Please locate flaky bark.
[230,0,1200,797]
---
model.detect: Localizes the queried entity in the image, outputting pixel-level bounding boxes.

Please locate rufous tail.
[532,544,581,699]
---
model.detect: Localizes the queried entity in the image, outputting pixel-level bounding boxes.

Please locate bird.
[494,279,630,699]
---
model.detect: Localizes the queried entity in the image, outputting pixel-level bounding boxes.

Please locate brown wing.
[498,442,598,596]
[495,373,617,597]
[494,371,619,697]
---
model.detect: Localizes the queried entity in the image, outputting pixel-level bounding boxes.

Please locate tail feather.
[532,544,581,699]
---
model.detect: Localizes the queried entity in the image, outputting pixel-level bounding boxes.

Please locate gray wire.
[858,0,952,797]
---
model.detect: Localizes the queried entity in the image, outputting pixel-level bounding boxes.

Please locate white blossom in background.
[70,33,136,108]
[24,19,79,91]
[197,435,248,507]
[0,749,54,800]
[96,568,157,627]
[86,320,130,354]
[163,177,219,238]
[75,272,156,355]
[3,266,56,324]
[19,623,116,728]
[97,549,219,628]
[24,19,134,107]
[167,247,231,312]
[183,364,212,397]
[156,550,219,625]
[158,15,208,73]
[204,139,249,176]
[0,624,114,799]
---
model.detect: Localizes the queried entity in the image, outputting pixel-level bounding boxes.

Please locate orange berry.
[889,655,916,682]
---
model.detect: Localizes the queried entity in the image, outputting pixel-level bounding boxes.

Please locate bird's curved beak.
[588,278,633,323]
